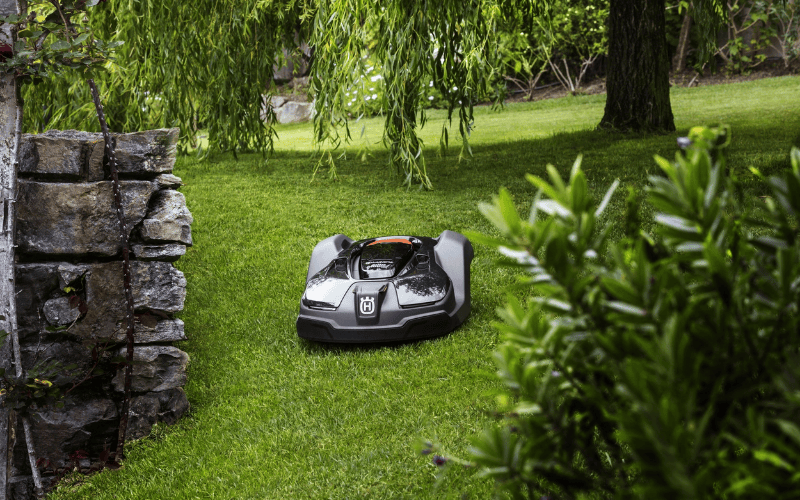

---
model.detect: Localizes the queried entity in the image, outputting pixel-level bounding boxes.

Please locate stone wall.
[7,129,191,498]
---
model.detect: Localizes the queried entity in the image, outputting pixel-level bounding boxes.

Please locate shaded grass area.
[51,76,800,499]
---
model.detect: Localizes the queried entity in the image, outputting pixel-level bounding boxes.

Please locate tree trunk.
[672,5,693,73]
[0,0,21,498]
[599,0,676,131]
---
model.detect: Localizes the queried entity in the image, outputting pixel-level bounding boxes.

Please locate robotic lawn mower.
[296,230,473,343]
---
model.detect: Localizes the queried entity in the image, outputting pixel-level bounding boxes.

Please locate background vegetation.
[16,1,800,187]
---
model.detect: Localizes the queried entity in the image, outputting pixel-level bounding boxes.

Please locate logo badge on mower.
[354,284,386,321]
[360,296,375,315]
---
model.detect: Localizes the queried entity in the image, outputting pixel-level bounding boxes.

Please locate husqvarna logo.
[360,296,375,315]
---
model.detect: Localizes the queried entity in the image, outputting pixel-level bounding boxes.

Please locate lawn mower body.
[296,230,473,343]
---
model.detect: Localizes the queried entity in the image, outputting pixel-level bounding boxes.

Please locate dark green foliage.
[471,126,800,499]
[714,0,786,73]
[0,1,121,83]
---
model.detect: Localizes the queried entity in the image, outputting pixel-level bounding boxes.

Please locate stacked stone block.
[8,129,190,497]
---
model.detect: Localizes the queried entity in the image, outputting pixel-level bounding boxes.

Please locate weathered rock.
[114,129,178,175]
[274,100,315,124]
[19,130,104,181]
[154,173,183,189]
[273,62,294,85]
[70,262,126,340]
[86,138,106,181]
[14,396,118,470]
[16,180,157,256]
[112,346,189,393]
[56,263,90,290]
[131,243,186,262]
[111,318,186,344]
[77,261,186,340]
[42,297,81,326]
[139,190,193,245]
[16,261,186,341]
[260,96,282,121]
[273,44,312,84]
[130,261,187,312]
[126,388,190,440]
[271,95,287,109]
[16,264,62,340]
[20,129,179,181]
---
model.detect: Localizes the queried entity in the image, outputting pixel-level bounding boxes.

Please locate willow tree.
[310,0,727,182]
[19,0,732,188]
[22,0,528,188]
[21,0,311,155]
[311,0,514,188]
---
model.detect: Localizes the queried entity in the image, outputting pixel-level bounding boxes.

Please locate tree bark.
[0,0,21,497]
[2,3,46,498]
[672,5,693,73]
[599,0,676,131]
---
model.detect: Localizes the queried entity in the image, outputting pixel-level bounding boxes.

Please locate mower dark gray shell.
[296,230,473,343]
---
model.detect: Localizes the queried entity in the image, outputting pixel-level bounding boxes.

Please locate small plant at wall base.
[469,126,800,498]
[0,332,61,413]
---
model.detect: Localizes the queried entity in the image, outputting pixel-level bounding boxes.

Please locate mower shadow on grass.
[297,333,454,355]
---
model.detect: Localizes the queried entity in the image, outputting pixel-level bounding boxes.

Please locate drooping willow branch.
[311,0,506,189]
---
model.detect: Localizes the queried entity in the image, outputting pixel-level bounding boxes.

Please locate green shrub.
[766,0,800,68]
[497,0,608,96]
[714,1,780,73]
[469,126,800,499]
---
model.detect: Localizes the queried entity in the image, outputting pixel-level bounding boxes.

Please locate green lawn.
[51,76,800,499]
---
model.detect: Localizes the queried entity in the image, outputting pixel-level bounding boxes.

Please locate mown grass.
[50,76,800,499]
